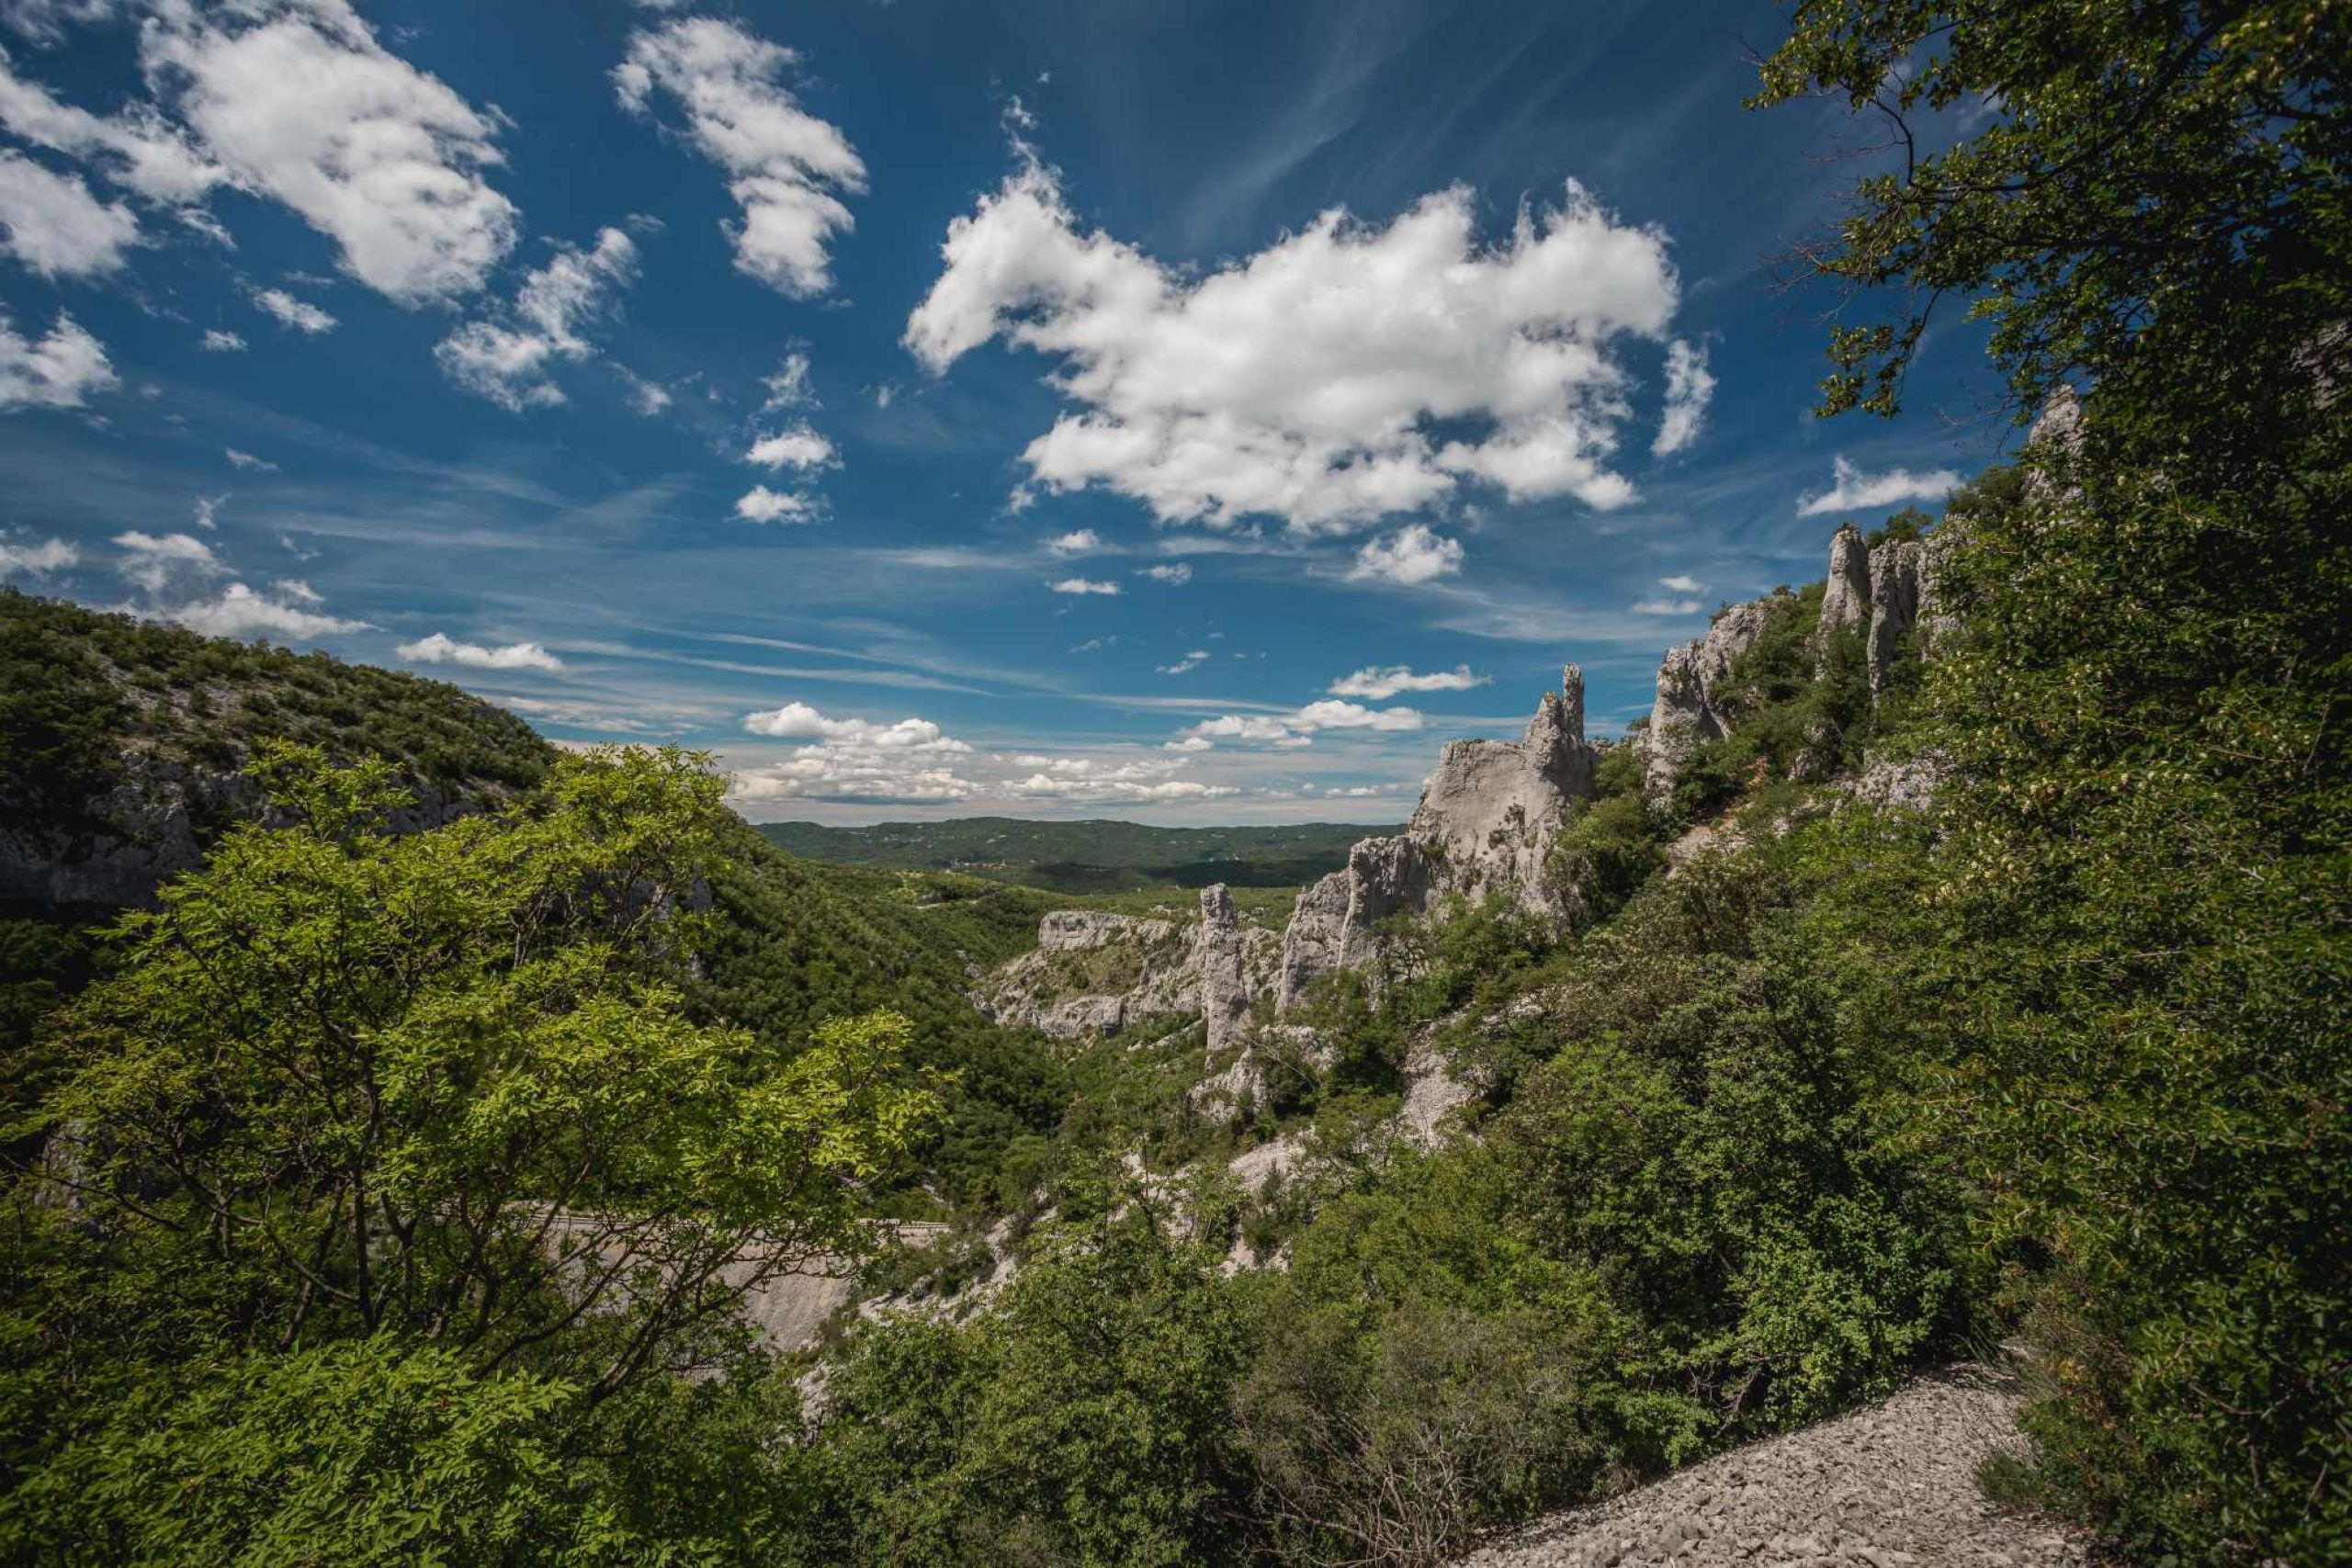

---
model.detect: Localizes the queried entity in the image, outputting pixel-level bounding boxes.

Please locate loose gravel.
[1458,1366,2098,1568]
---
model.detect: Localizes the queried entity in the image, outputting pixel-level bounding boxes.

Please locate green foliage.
[1894,430,2352,1560]
[1668,585,1879,824]
[1497,850,1973,1438]
[1552,740,1669,922]
[1757,5,2350,1557]
[1749,1,2349,432]
[808,1213,1256,1567]
[2,746,938,1561]
[1237,1294,1600,1563]
[0,592,551,833]
[17,1342,578,1564]
[693,835,1073,1210]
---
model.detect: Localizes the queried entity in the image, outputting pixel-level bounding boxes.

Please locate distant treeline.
[755,817,1403,894]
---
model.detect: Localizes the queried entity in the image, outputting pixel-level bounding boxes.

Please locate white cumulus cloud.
[112,527,219,593]
[741,702,969,750]
[167,581,367,641]
[1349,524,1463,585]
[0,149,138,277]
[250,287,336,333]
[1157,649,1208,675]
[2,2,129,49]
[735,484,817,524]
[1044,528,1099,556]
[1140,561,1192,584]
[743,423,836,470]
[0,310,112,409]
[615,17,865,298]
[1010,754,1237,805]
[0,48,223,208]
[200,328,245,352]
[762,348,816,409]
[1658,573,1704,593]
[396,631,564,672]
[1631,597,1702,615]
[436,227,639,410]
[1329,663,1486,699]
[1797,456,1962,517]
[616,366,671,414]
[731,700,976,804]
[141,0,518,304]
[1048,576,1119,596]
[1182,698,1423,750]
[906,157,1679,533]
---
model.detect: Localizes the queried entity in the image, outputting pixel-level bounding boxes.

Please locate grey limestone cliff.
[976,885,1280,1045]
[1643,598,1776,801]
[1274,666,1600,1013]
[1644,522,1958,803]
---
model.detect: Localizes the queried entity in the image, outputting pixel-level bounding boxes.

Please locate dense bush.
[1498,849,1973,1441]
[0,747,938,1562]
[1756,2,2351,1554]
[807,1214,1256,1567]
[0,592,552,818]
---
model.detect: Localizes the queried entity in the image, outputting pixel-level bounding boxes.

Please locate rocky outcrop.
[0,750,497,909]
[976,909,1199,1039]
[1274,870,1354,1011]
[1644,599,1776,801]
[1865,540,1925,693]
[977,885,1279,1046]
[1645,522,1963,803]
[1817,524,1871,639]
[1400,1030,1484,1145]
[1274,667,1600,1012]
[1196,885,1253,1059]
[1037,909,1175,952]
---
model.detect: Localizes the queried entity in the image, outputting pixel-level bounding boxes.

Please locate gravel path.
[1459,1366,2098,1568]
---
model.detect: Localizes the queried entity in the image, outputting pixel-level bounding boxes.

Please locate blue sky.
[0,0,2005,823]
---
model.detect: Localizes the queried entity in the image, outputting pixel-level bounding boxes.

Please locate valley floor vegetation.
[2,2,2345,1563]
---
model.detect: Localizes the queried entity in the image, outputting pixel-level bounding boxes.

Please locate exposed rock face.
[1274,870,1353,1011]
[1865,539,1925,693]
[1644,600,1774,801]
[1273,667,1599,1012]
[976,910,1199,1038]
[1195,885,1252,1059]
[1036,909,1175,951]
[1400,1031,1483,1146]
[978,886,1279,1046]
[1817,524,1871,637]
[1645,522,1963,802]
[1457,1363,2089,1568]
[0,750,495,909]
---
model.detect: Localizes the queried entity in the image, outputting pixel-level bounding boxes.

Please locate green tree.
[812,1210,1255,1567]
[3,743,937,1560]
[1758,5,2351,1557]
[1749,0,2348,435]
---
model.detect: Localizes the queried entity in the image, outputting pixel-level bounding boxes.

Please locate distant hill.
[1,591,552,908]
[753,816,1402,895]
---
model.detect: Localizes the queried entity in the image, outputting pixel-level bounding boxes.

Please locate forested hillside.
[755,817,1401,893]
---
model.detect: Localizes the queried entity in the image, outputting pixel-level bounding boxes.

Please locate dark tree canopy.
[1751,0,2350,446]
